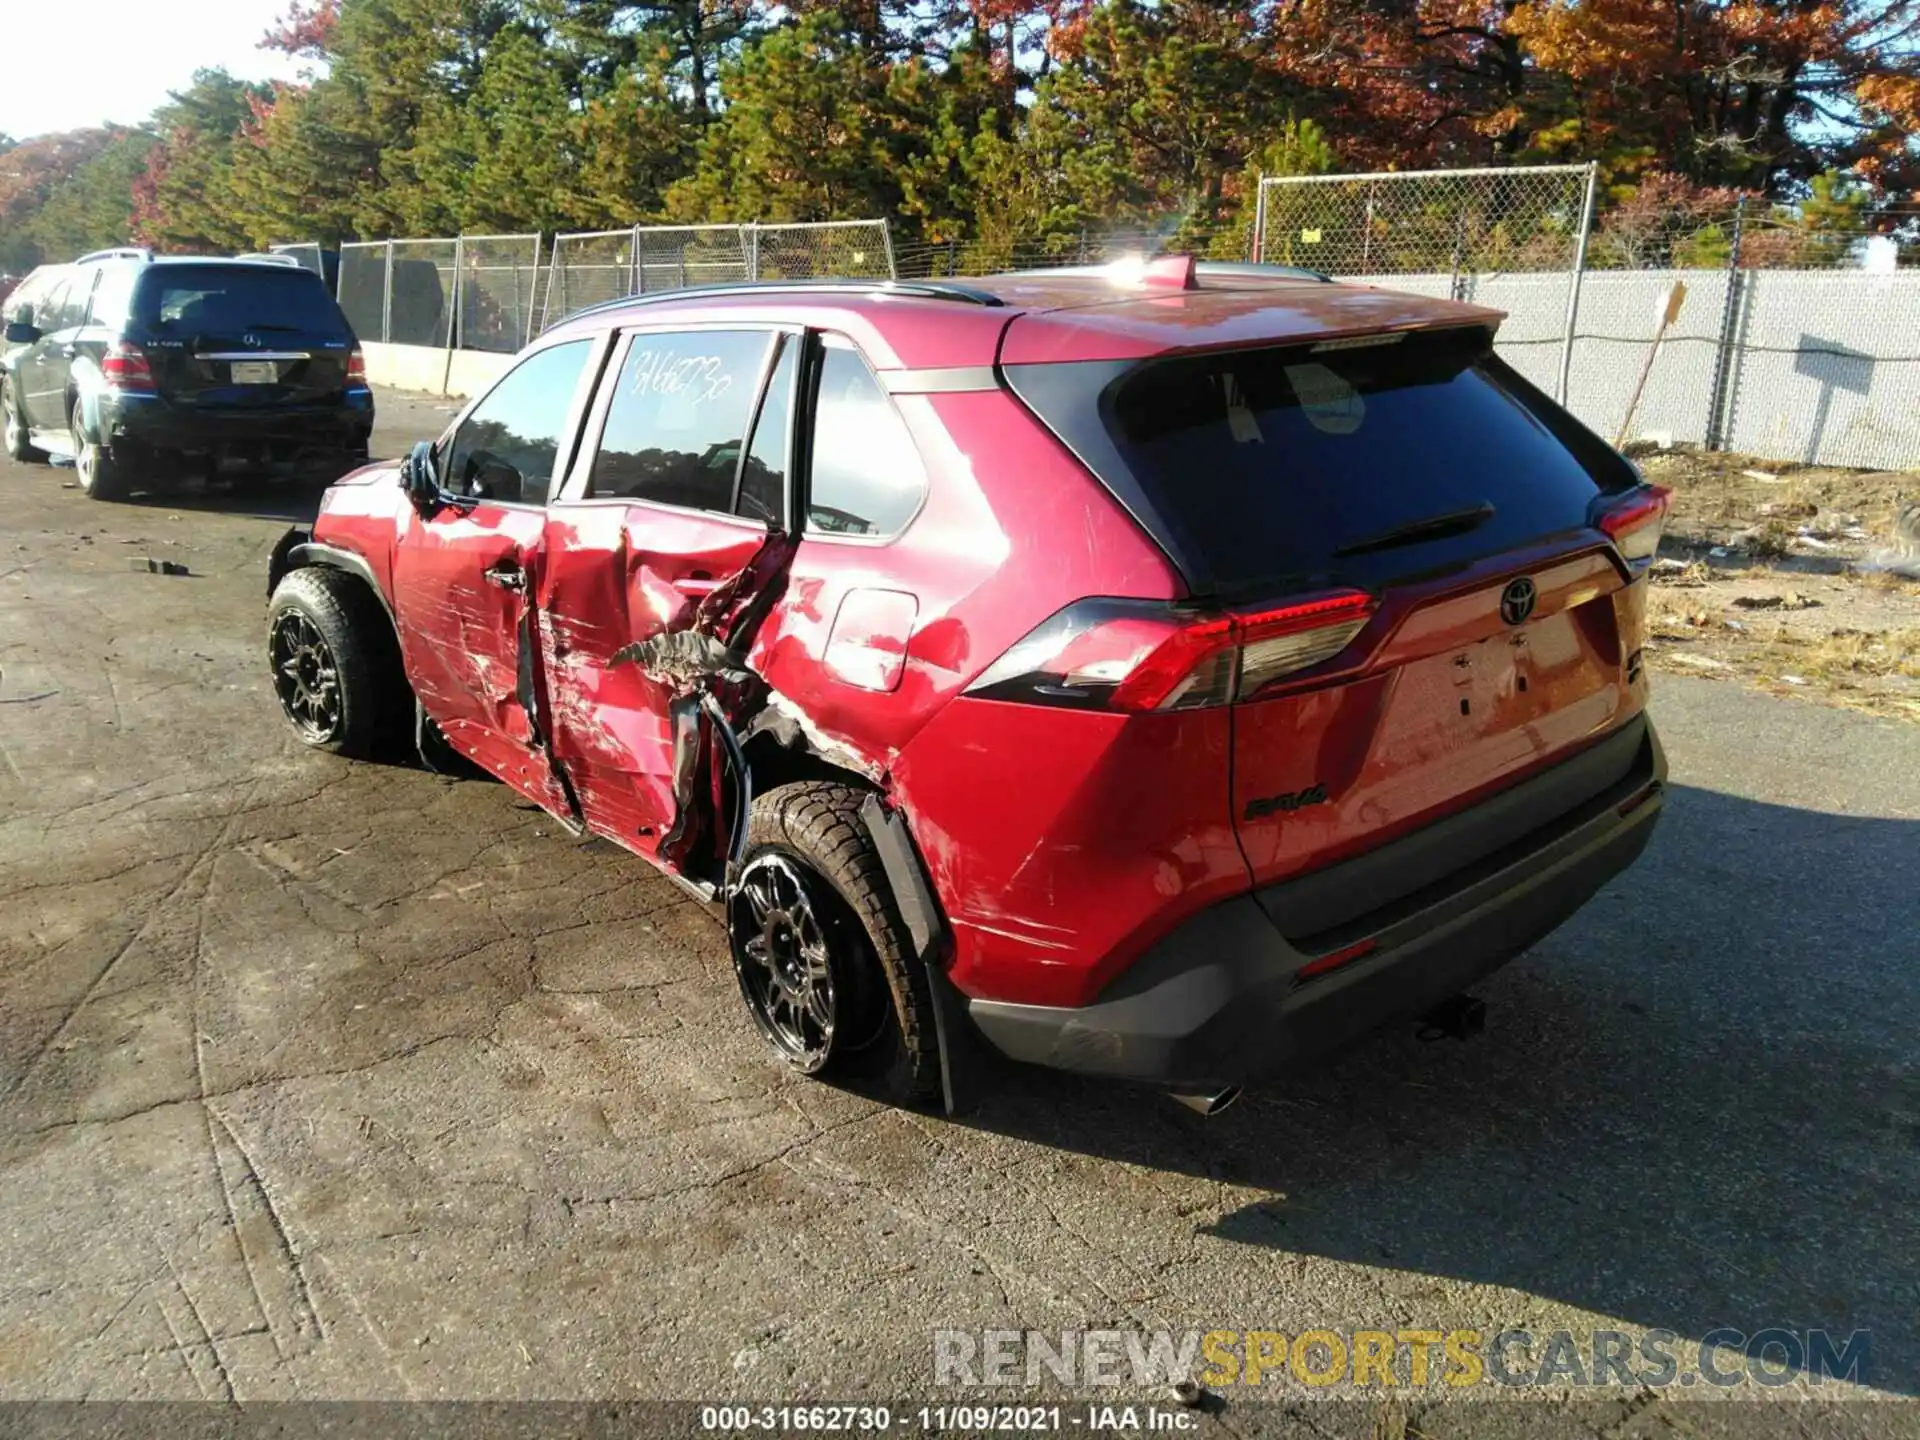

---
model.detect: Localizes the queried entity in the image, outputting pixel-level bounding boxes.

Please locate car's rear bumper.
[965,715,1666,1090]
[101,391,374,463]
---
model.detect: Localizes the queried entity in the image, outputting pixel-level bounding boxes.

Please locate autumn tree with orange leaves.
[0,0,1912,267]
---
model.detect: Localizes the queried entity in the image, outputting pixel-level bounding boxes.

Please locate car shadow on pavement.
[952,783,1920,1396]
[115,480,328,525]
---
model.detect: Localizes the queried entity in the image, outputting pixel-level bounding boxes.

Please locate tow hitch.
[1417,994,1486,1042]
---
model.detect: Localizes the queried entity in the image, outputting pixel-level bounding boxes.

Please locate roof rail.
[560,277,1005,326]
[75,247,153,265]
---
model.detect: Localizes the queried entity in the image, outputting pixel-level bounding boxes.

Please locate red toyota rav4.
[265,257,1667,1113]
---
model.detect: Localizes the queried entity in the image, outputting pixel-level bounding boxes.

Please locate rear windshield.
[131,265,349,336]
[1008,328,1635,598]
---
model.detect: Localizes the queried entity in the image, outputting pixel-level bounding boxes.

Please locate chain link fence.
[1254,165,1595,278]
[538,221,895,331]
[298,188,1916,468]
[633,224,751,292]
[892,227,1246,278]
[1588,199,1917,272]
[1255,165,1597,401]
[539,229,636,324]
[336,241,388,342]
[457,233,543,352]
[386,239,456,348]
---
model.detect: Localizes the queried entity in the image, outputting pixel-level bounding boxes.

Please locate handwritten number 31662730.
[629,349,733,404]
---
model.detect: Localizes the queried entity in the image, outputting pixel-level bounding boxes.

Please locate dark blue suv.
[2,249,373,501]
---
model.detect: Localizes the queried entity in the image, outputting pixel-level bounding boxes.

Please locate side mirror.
[401,440,440,512]
[4,320,39,345]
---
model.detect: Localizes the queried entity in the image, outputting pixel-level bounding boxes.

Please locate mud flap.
[860,794,984,1117]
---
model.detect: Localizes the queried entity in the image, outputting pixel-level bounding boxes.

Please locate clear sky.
[0,0,309,141]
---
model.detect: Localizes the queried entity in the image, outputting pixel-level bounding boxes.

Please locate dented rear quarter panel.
[822,389,1209,1010]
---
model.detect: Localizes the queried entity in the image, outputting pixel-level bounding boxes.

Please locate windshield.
[131,265,350,336]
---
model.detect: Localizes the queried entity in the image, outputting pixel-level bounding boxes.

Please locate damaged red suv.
[265,256,1667,1113]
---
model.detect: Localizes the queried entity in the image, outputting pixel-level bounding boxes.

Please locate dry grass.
[1645,588,1719,639]
[1755,626,1920,683]
[1743,519,1795,559]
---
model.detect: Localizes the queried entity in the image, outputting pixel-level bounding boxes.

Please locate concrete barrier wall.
[362,342,516,400]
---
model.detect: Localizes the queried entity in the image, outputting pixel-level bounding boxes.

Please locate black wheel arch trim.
[860,794,985,1117]
[267,527,397,629]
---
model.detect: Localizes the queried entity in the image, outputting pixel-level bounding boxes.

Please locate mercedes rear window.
[1008,328,1636,598]
[131,265,349,336]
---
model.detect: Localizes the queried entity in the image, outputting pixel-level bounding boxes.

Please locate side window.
[442,339,592,505]
[56,269,99,329]
[89,265,138,331]
[35,279,71,333]
[587,329,772,513]
[806,340,928,538]
[737,336,798,526]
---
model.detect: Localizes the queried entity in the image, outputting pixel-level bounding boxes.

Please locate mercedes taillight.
[101,341,156,394]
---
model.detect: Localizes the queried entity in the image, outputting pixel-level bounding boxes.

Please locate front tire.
[729,782,941,1106]
[72,398,128,501]
[3,374,44,462]
[266,567,409,758]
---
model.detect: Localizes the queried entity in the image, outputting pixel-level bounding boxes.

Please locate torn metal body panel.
[535,503,788,874]
[601,528,797,882]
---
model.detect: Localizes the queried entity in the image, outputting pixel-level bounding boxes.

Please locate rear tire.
[266,566,410,758]
[728,782,942,1107]
[3,374,44,463]
[72,398,128,501]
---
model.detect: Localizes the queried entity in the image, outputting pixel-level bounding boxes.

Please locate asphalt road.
[1,391,1917,1435]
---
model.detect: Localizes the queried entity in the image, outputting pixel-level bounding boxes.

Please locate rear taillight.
[102,341,155,394]
[346,348,368,387]
[966,591,1376,712]
[1596,483,1671,563]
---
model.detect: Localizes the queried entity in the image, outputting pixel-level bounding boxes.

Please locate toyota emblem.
[1500,577,1537,626]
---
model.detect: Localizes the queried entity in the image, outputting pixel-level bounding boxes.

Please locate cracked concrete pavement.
[2,389,1918,1434]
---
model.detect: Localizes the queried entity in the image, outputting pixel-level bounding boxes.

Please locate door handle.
[673,574,724,596]
[482,560,527,592]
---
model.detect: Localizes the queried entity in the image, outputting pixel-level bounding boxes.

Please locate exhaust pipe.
[1169,1085,1242,1116]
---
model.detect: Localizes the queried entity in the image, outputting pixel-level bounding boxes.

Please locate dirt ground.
[2,395,1918,1434]
[1635,448,1920,720]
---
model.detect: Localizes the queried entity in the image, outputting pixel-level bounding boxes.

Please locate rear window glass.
[131,265,348,336]
[1011,329,1634,596]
